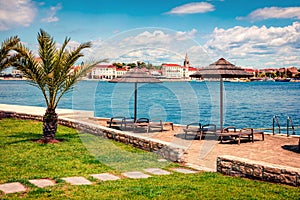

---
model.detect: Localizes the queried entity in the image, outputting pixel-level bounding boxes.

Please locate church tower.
[183,52,190,68]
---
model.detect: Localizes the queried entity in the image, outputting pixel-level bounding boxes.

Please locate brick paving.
[185,134,300,170]
[94,117,300,170]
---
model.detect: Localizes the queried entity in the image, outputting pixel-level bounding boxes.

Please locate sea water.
[0,80,299,134]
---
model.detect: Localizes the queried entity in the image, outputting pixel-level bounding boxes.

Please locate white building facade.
[91,65,116,79]
[161,64,182,78]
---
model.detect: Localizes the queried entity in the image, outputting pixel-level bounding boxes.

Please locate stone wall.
[0,110,186,162]
[217,155,300,187]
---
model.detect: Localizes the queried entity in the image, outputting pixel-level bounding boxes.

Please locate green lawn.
[0,118,299,199]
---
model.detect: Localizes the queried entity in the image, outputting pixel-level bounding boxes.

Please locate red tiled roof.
[116,68,127,71]
[287,67,298,73]
[162,63,181,67]
[188,67,198,71]
[71,66,80,70]
[245,69,257,73]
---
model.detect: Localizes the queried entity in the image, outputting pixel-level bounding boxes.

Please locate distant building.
[116,68,127,77]
[183,52,190,67]
[181,52,190,79]
[11,69,23,78]
[161,63,182,78]
[150,70,162,77]
[161,52,198,79]
[245,68,258,76]
[187,67,198,77]
[244,66,300,78]
[91,65,116,79]
[69,66,80,75]
[287,67,299,77]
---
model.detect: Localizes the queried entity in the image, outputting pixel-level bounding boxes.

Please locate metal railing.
[287,116,295,136]
[272,115,281,135]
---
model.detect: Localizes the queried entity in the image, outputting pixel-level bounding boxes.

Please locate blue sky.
[1,0,300,68]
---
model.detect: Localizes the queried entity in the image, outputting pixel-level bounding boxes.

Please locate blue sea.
[0,80,299,134]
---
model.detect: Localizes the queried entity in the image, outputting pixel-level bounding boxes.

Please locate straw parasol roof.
[190,58,253,130]
[190,58,253,78]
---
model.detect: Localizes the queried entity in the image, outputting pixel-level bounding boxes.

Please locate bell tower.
[183,52,190,68]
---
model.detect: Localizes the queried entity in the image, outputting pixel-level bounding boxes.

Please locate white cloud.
[204,22,300,67]
[41,3,62,23]
[0,0,37,31]
[175,28,198,40]
[77,23,300,68]
[88,28,208,66]
[237,7,300,22]
[166,2,215,15]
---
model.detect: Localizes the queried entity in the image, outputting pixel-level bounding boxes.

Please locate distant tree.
[112,62,124,69]
[13,29,107,142]
[258,72,266,78]
[265,72,277,78]
[126,63,136,68]
[276,71,283,78]
[0,36,20,71]
[286,70,293,78]
[137,61,146,68]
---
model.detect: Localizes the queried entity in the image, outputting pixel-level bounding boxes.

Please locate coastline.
[2,77,300,82]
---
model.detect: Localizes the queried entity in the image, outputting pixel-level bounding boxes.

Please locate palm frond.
[13,42,50,106]
[12,29,108,111]
[54,59,107,108]
[0,36,20,71]
[51,41,93,97]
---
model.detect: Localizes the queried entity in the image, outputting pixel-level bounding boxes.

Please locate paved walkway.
[0,168,198,194]
[93,116,300,170]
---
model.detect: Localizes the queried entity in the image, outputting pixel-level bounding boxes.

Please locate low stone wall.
[0,110,186,162]
[217,155,300,187]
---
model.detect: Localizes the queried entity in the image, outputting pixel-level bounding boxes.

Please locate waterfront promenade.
[0,104,299,171]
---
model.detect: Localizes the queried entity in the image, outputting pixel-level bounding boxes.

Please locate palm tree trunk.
[42,108,58,141]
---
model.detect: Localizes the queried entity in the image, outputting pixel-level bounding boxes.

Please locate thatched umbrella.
[109,69,161,122]
[190,58,253,130]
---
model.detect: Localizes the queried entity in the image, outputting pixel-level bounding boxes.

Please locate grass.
[0,118,299,199]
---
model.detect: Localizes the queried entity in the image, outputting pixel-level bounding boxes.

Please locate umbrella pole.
[220,78,223,131]
[134,82,137,122]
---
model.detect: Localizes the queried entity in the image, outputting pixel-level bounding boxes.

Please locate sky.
[1,0,300,68]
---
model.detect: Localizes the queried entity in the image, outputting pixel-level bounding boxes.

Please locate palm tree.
[14,29,107,142]
[0,36,20,71]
